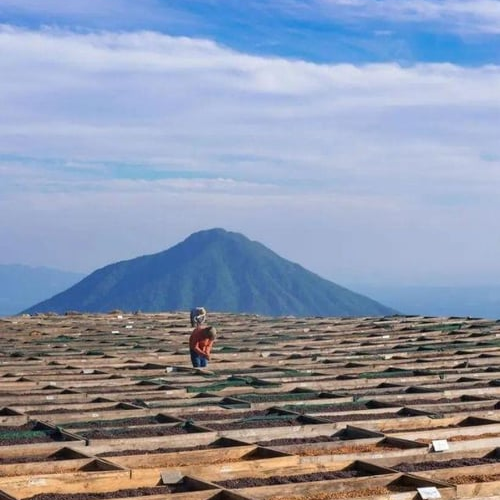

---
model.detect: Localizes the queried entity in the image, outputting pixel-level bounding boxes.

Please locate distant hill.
[24,228,395,317]
[351,284,500,319]
[0,265,85,316]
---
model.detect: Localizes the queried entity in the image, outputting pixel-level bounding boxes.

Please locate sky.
[0,0,499,287]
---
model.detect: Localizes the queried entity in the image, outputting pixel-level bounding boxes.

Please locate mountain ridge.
[0,264,84,316]
[24,228,395,317]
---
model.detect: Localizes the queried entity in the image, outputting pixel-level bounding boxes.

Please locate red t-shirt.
[189,328,214,357]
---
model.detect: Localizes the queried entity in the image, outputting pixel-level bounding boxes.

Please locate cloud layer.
[2,1,499,66]
[1,26,499,284]
[4,0,500,34]
[315,0,500,33]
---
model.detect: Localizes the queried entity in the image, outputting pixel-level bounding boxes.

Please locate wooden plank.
[235,473,456,500]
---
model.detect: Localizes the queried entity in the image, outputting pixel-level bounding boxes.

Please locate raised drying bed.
[1,312,499,500]
[233,473,455,500]
[0,474,220,500]
[0,422,84,455]
[0,447,115,478]
[105,444,298,481]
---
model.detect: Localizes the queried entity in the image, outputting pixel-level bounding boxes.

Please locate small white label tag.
[417,487,441,499]
[161,471,183,484]
[46,396,54,400]
[111,330,119,334]
[432,439,449,452]
[28,478,47,486]
[83,369,94,374]
[382,335,390,339]
[125,325,133,329]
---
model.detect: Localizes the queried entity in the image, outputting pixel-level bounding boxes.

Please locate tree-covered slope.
[24,228,395,317]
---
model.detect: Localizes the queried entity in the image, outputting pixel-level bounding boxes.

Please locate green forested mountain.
[24,228,395,317]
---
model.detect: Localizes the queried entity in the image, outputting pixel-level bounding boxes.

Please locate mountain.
[351,284,500,319]
[0,265,85,316]
[24,228,395,317]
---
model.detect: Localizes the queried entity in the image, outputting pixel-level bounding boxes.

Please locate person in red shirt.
[189,326,216,368]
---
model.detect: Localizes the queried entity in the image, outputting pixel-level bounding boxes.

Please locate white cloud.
[0,26,499,283]
[316,0,500,34]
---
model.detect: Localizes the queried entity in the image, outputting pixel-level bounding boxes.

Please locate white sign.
[161,471,183,484]
[417,487,441,499]
[28,478,47,486]
[432,439,449,452]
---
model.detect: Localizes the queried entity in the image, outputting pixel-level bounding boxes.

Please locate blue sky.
[2,0,500,65]
[1,0,499,286]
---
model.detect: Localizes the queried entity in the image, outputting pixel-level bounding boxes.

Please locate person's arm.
[192,340,206,357]
[205,339,214,356]
[199,339,214,360]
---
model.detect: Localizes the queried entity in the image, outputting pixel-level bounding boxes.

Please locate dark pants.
[190,350,207,368]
